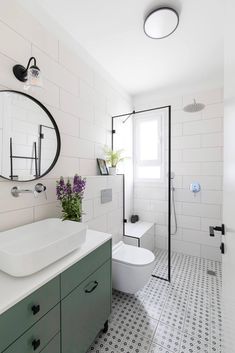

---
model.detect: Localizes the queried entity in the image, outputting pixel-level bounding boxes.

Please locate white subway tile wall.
[0,1,130,242]
[133,88,223,261]
[83,176,123,245]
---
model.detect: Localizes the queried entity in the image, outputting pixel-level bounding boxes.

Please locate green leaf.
[103,145,126,167]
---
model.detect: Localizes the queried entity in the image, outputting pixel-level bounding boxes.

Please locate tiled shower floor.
[87,249,222,353]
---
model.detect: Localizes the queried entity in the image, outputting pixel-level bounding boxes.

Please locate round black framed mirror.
[0,90,61,182]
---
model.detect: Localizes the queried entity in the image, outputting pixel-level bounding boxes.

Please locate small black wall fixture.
[13,57,41,83]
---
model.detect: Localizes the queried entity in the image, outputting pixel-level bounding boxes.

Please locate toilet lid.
[112,242,155,266]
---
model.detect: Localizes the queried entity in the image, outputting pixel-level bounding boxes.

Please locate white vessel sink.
[0,218,87,277]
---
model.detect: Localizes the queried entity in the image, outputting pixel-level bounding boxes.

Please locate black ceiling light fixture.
[144,7,179,39]
[13,57,43,88]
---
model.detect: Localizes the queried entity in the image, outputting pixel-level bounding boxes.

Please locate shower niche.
[112,106,172,282]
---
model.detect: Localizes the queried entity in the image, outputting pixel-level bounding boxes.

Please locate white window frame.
[134,112,165,182]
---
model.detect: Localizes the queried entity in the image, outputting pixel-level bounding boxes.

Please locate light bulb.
[24,65,43,89]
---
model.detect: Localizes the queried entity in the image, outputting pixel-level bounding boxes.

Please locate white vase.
[109,167,116,175]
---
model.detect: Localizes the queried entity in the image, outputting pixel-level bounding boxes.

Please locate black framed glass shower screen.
[112,105,171,282]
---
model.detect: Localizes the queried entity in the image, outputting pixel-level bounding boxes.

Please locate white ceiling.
[31,0,223,96]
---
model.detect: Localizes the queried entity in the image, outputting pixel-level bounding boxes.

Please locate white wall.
[0,1,132,243]
[83,175,123,244]
[133,87,223,261]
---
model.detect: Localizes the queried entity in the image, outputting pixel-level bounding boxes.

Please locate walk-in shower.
[112,105,172,282]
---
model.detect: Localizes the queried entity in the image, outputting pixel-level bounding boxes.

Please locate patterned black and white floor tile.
[87,249,222,353]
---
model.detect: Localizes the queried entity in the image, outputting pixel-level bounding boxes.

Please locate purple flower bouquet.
[56,175,86,222]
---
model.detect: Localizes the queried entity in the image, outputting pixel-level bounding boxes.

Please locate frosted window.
[134,113,164,181]
[139,120,159,161]
[137,166,161,179]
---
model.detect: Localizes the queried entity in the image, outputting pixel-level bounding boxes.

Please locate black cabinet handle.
[220,242,225,254]
[209,224,225,236]
[31,304,40,315]
[32,339,40,351]
[85,281,98,293]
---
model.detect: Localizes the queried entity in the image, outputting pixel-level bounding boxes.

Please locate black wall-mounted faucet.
[209,224,225,237]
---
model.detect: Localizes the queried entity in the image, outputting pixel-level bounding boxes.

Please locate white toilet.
[112,241,155,294]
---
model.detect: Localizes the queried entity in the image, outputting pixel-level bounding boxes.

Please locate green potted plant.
[103,146,126,175]
[56,175,86,222]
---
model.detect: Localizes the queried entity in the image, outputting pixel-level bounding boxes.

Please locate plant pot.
[109,167,116,175]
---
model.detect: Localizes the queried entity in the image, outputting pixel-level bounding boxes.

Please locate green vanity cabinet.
[61,260,112,353]
[3,305,60,353]
[40,334,60,353]
[0,239,112,353]
[0,276,60,352]
[61,240,111,298]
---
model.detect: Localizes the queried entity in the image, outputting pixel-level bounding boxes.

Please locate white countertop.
[0,229,112,315]
[125,221,154,238]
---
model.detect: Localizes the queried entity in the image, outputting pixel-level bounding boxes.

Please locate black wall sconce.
[13,57,43,88]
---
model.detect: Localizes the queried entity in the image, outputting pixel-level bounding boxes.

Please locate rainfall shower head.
[183,99,205,113]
